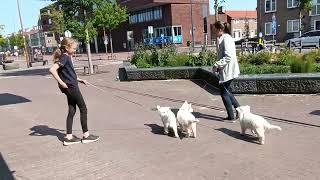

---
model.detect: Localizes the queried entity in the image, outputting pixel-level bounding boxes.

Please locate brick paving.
[0,63,320,180]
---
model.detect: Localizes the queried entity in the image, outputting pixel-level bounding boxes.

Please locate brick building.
[256,0,318,43]
[211,10,257,41]
[111,0,212,51]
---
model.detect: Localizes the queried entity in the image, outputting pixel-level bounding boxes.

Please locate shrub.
[302,50,320,63]
[240,64,290,74]
[289,55,315,73]
[276,49,296,65]
[167,53,190,67]
[187,49,217,66]
[249,52,272,65]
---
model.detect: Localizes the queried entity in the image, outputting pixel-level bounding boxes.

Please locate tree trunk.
[103,28,108,55]
[110,30,114,57]
[215,0,219,57]
[85,29,94,74]
[299,11,302,37]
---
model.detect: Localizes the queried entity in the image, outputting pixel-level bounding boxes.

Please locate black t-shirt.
[57,54,78,92]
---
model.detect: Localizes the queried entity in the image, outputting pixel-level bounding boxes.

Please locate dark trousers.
[219,80,240,119]
[64,88,88,134]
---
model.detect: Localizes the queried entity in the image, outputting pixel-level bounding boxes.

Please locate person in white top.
[212,21,240,121]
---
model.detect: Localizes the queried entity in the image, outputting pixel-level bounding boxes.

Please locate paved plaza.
[0,62,320,180]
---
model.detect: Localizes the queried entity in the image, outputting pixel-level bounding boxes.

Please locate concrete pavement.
[0,63,320,180]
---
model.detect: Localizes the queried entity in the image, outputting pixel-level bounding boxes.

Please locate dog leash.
[87,81,320,128]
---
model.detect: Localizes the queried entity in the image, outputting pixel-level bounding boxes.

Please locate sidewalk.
[0,63,319,179]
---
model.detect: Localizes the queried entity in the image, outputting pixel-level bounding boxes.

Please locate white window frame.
[265,22,276,35]
[265,0,276,13]
[314,20,320,30]
[287,0,298,8]
[311,0,320,16]
[287,19,300,33]
[232,29,242,39]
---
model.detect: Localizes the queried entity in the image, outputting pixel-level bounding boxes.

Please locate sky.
[0,0,257,35]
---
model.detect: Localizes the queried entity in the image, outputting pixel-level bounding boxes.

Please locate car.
[285,30,320,48]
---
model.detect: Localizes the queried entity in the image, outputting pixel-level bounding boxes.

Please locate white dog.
[156,105,179,138]
[177,101,199,138]
[236,105,282,145]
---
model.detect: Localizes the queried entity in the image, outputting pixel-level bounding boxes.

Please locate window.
[265,0,276,12]
[47,9,51,15]
[265,22,275,35]
[287,0,298,8]
[48,19,52,25]
[46,32,53,37]
[287,20,299,33]
[173,26,182,36]
[129,6,162,24]
[315,21,320,30]
[311,0,320,16]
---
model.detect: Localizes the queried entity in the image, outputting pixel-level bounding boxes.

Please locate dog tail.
[267,124,282,131]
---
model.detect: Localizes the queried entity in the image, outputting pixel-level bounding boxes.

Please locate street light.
[190,0,195,52]
[16,0,31,68]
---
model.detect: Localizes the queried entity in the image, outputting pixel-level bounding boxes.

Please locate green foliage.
[302,50,320,63]
[9,33,24,49]
[299,0,312,11]
[187,49,217,66]
[42,4,65,36]
[249,51,272,65]
[289,55,315,73]
[92,1,128,31]
[167,54,190,67]
[240,64,290,74]
[276,49,296,65]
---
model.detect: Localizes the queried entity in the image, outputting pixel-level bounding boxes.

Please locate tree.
[57,0,103,74]
[298,0,312,37]
[92,1,128,55]
[214,0,225,56]
[41,4,65,42]
[9,33,24,49]
[0,25,6,50]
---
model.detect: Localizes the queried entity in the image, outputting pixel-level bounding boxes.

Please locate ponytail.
[214,21,231,35]
[53,48,62,63]
[52,37,76,63]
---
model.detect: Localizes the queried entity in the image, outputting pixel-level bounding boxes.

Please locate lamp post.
[17,0,31,68]
[190,0,195,52]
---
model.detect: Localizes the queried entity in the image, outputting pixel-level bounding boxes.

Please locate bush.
[166,53,190,67]
[302,50,320,63]
[240,64,290,74]
[276,49,296,65]
[289,55,315,73]
[249,52,272,65]
[312,63,320,72]
[187,49,217,66]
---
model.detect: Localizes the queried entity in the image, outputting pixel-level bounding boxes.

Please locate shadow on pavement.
[170,108,224,122]
[0,93,31,106]
[0,153,15,180]
[0,68,49,77]
[190,79,220,96]
[216,128,260,145]
[310,110,320,116]
[29,125,65,142]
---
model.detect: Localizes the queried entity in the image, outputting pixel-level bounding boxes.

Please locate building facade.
[257,0,318,42]
[111,0,212,51]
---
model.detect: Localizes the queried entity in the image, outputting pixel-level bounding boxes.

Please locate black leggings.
[64,89,88,134]
[219,79,240,119]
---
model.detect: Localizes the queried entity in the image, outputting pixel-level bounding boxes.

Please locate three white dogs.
[157,101,199,138]
[157,102,281,145]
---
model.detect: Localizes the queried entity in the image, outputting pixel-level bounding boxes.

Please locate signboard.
[64,30,72,38]
[148,26,154,34]
[272,13,276,34]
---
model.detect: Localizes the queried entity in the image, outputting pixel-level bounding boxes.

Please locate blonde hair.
[53,37,76,62]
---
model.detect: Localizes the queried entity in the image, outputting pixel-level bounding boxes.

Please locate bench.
[107,54,116,60]
[83,65,99,74]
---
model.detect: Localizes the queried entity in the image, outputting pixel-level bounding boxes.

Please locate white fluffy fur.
[156,105,179,138]
[177,101,199,138]
[236,105,282,145]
